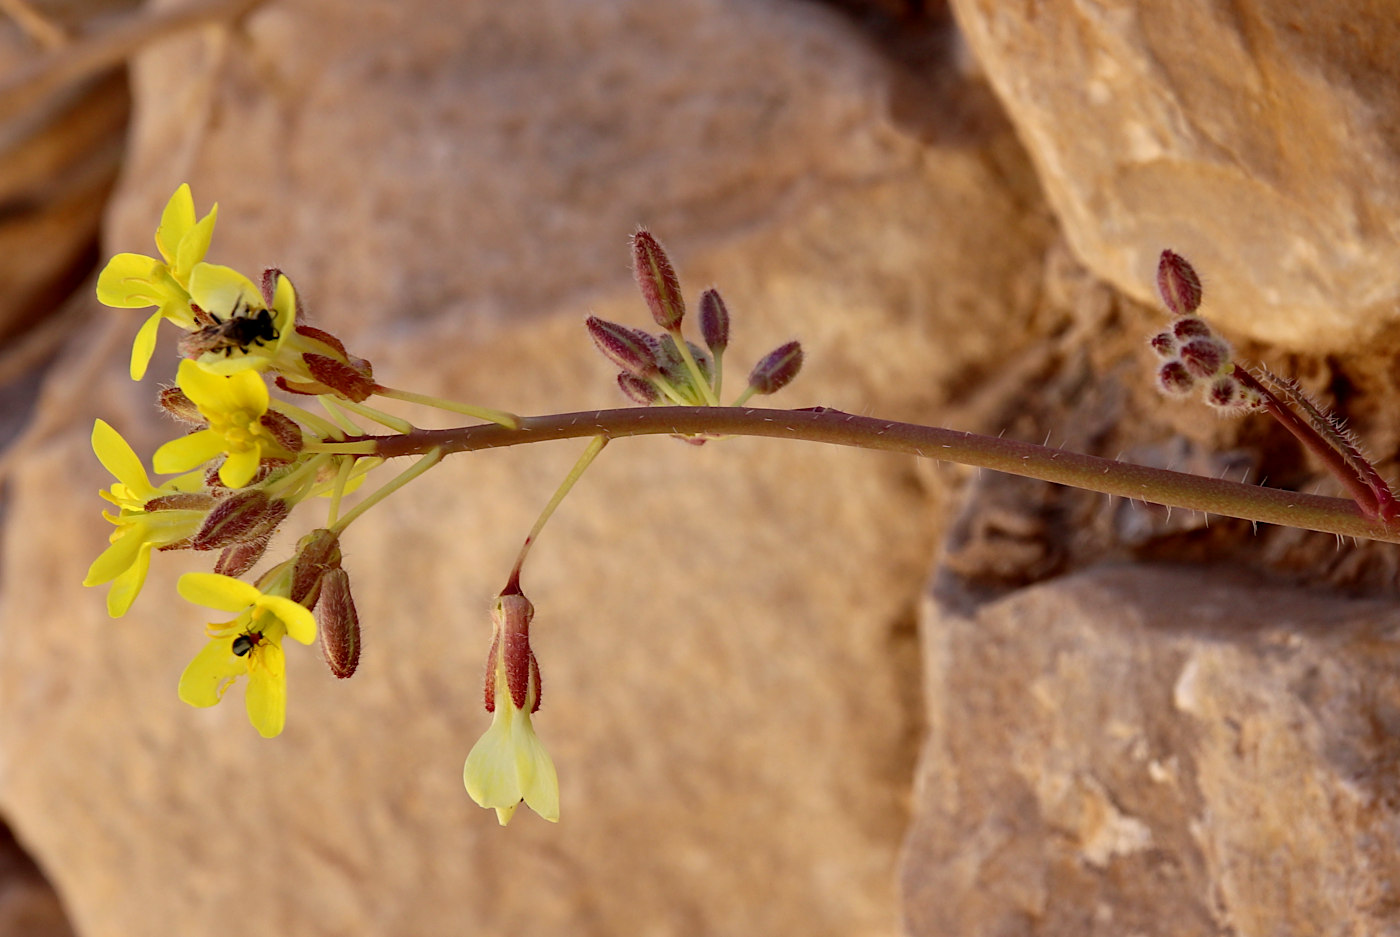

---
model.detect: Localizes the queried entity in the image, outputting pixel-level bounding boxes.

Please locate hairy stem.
[360,405,1400,544]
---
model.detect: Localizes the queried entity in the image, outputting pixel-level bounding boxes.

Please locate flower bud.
[1179,337,1231,378]
[1156,360,1195,396]
[698,288,730,353]
[143,491,217,513]
[1205,375,1240,409]
[304,353,376,403]
[316,568,361,679]
[1148,331,1177,358]
[586,316,660,377]
[617,372,660,405]
[632,229,685,330]
[1172,316,1213,340]
[289,528,343,607]
[191,490,289,550]
[215,536,271,578]
[157,386,204,426]
[485,592,539,713]
[747,340,804,395]
[1157,249,1202,315]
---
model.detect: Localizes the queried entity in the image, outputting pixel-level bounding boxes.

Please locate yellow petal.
[178,636,245,708]
[96,253,163,308]
[177,572,262,612]
[91,420,152,495]
[223,368,270,415]
[244,641,287,738]
[152,429,224,476]
[218,447,261,489]
[128,310,163,381]
[174,204,218,283]
[173,358,224,410]
[104,547,152,617]
[155,184,196,266]
[188,263,261,318]
[511,710,560,823]
[84,530,145,587]
[260,595,317,645]
[464,708,523,818]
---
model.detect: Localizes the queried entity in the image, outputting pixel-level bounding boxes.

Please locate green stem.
[374,385,520,429]
[669,328,720,406]
[329,447,444,534]
[506,436,609,590]
[357,405,1400,544]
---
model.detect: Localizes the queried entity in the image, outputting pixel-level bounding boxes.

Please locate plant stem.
[505,436,609,591]
[358,405,1400,544]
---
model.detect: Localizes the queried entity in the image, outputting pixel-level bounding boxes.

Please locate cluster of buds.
[1148,250,1261,413]
[586,230,803,422]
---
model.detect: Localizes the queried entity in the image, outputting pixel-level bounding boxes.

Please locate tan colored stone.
[903,563,1400,936]
[0,2,1054,936]
[951,0,1400,351]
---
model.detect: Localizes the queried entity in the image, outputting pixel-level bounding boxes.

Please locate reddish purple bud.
[587,316,660,377]
[191,490,289,550]
[304,353,376,403]
[295,324,349,359]
[215,536,271,578]
[317,568,361,679]
[1204,376,1240,408]
[698,288,730,353]
[1157,250,1202,315]
[289,528,343,607]
[1156,360,1195,396]
[747,341,804,395]
[157,386,203,425]
[1178,337,1230,378]
[260,410,306,454]
[632,229,685,330]
[1172,316,1213,340]
[617,372,660,405]
[1148,331,1177,358]
[485,592,540,713]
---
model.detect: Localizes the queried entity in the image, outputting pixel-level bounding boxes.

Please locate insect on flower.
[231,629,268,657]
[179,298,280,359]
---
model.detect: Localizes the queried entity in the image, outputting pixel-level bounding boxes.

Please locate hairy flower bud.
[698,288,730,353]
[191,490,289,550]
[215,536,272,578]
[1157,249,1202,315]
[1172,316,1213,341]
[304,353,376,403]
[586,316,660,377]
[617,372,660,405]
[289,528,343,607]
[316,568,361,679]
[747,341,804,395]
[1156,360,1195,396]
[1179,337,1231,378]
[157,386,204,426]
[1205,375,1240,409]
[632,229,685,330]
[260,409,306,455]
[485,592,539,713]
[1148,331,1177,358]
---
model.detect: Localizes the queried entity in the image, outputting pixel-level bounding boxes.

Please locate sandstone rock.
[903,563,1400,936]
[950,0,1400,351]
[0,2,1054,936]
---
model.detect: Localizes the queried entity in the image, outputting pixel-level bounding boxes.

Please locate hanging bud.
[191,490,289,550]
[1156,360,1195,396]
[1178,337,1231,378]
[586,316,660,377]
[215,535,272,578]
[1157,249,1202,315]
[317,568,361,679]
[289,528,343,607]
[304,353,376,403]
[617,372,660,405]
[157,386,204,426]
[747,341,804,395]
[698,288,730,353]
[632,229,685,330]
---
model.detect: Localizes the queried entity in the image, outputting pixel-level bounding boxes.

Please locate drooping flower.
[176,572,317,738]
[95,184,218,380]
[153,359,298,488]
[463,592,559,825]
[84,419,210,617]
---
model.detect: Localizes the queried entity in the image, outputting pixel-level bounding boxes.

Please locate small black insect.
[231,629,267,657]
[180,298,280,359]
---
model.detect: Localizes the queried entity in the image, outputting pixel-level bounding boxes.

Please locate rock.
[903,563,1400,936]
[950,0,1400,351]
[0,2,1054,936]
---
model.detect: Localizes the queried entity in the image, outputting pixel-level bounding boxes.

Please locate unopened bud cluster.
[1149,250,1260,414]
[586,229,803,420]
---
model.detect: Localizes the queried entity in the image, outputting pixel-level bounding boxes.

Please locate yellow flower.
[84,419,208,617]
[182,263,298,375]
[176,572,317,738]
[463,593,560,825]
[95,184,218,380]
[153,360,294,488]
